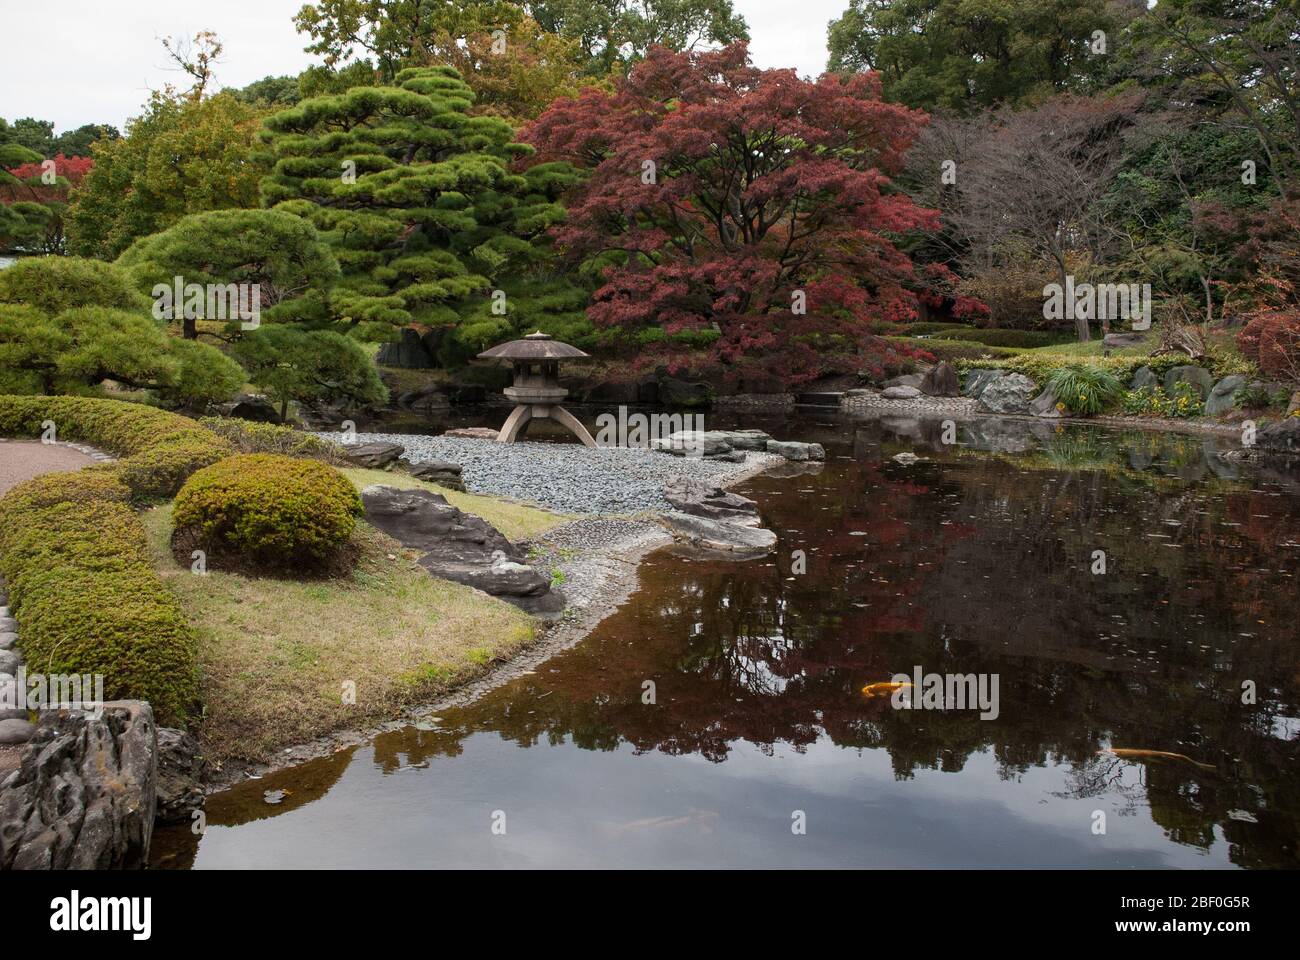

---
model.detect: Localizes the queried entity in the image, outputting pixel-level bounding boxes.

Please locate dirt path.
[0,440,97,496]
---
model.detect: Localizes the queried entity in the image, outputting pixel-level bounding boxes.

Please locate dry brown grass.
[339,467,570,541]
[141,505,537,766]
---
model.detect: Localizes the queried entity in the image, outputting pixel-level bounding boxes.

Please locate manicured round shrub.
[172,453,363,574]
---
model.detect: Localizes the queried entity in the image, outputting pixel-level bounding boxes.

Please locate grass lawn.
[339,467,570,540]
[1022,335,1158,358]
[141,484,564,765]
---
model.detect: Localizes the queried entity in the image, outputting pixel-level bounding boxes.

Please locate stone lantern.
[477,331,596,446]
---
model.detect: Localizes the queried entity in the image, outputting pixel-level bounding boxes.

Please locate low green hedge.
[902,322,978,336]
[0,395,227,724]
[886,336,1021,363]
[0,471,198,725]
[172,453,363,573]
[0,394,231,499]
[955,352,1255,385]
[895,326,1070,349]
[933,328,1070,348]
[197,417,349,464]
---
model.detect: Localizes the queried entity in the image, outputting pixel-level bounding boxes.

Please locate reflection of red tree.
[353,433,1300,867]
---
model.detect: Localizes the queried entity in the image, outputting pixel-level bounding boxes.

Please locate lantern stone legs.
[496,403,597,447]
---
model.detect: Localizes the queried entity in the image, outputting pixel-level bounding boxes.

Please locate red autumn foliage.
[1238,301,1300,380]
[1230,194,1300,381]
[0,153,93,203]
[1,154,94,254]
[522,42,942,386]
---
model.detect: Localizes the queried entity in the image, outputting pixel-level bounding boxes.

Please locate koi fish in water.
[861,681,912,699]
[610,810,719,835]
[1099,748,1215,772]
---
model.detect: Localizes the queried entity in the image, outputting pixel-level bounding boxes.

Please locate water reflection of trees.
[371,419,1298,868]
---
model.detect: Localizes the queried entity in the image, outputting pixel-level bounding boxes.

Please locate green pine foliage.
[232,325,388,420]
[0,259,243,409]
[116,208,341,331]
[0,255,149,314]
[258,65,588,353]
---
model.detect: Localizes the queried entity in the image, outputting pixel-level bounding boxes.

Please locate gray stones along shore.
[326,433,788,516]
[0,581,36,747]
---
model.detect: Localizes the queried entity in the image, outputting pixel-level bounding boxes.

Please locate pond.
[152,411,1300,869]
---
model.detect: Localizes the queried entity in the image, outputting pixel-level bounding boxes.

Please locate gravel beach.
[325,433,784,515]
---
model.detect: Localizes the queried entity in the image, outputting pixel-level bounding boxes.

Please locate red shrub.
[1238,307,1300,380]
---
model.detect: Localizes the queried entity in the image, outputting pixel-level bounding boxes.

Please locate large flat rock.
[360,485,563,616]
[664,475,761,526]
[658,511,777,556]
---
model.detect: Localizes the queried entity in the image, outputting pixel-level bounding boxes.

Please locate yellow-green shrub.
[172,454,363,572]
[955,352,1253,385]
[197,416,348,463]
[0,394,230,498]
[0,472,198,725]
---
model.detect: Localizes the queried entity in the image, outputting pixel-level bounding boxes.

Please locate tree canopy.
[232,325,388,419]
[530,0,750,74]
[524,42,939,385]
[116,208,341,337]
[0,117,118,157]
[0,258,243,406]
[259,64,581,353]
[827,0,1137,112]
[66,91,270,260]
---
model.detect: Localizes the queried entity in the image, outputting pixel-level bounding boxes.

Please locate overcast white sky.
[0,0,848,132]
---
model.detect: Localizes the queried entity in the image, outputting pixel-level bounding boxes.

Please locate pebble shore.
[840,392,978,415]
[332,433,784,515]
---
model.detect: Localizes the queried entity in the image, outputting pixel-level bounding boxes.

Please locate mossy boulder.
[1162,365,1214,400]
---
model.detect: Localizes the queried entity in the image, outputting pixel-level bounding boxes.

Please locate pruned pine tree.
[259,65,585,354]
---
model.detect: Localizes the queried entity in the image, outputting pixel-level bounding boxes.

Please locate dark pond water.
[154,411,1300,869]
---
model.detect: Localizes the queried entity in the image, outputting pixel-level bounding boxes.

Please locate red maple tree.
[522,43,940,386]
[0,154,94,254]
[0,153,93,199]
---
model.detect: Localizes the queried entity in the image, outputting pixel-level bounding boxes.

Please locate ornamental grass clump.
[171,453,364,576]
[1045,365,1123,416]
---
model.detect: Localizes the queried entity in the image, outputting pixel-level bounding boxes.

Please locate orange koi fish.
[861,681,913,699]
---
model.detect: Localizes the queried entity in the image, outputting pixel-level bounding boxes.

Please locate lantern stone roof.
[477,331,589,361]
